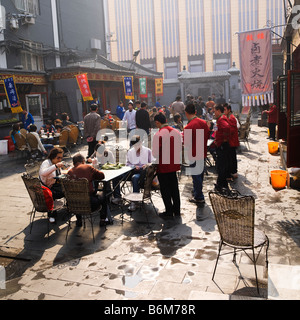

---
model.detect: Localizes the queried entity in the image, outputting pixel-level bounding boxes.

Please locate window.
[164,62,179,80]
[21,41,44,71]
[213,53,231,71]
[188,59,205,73]
[13,0,40,15]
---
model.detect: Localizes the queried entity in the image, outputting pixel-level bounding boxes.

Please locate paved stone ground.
[0,123,299,300]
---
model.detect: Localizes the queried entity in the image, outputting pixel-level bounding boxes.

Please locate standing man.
[116,101,125,120]
[224,104,239,180]
[123,101,136,133]
[171,95,185,120]
[262,103,278,141]
[21,107,34,130]
[84,104,101,158]
[136,102,151,135]
[152,113,182,218]
[212,105,231,191]
[184,103,210,205]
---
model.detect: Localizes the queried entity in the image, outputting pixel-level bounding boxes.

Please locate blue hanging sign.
[3,76,23,113]
[123,76,134,100]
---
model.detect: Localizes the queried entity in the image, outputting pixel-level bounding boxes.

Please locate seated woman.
[61,113,75,128]
[126,135,155,211]
[10,123,27,150]
[39,148,65,223]
[11,123,21,145]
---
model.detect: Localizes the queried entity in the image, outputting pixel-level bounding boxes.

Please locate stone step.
[268,264,300,300]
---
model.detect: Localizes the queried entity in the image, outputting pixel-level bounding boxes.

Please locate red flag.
[76,74,93,101]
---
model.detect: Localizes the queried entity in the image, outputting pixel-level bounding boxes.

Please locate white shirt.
[31,132,46,153]
[126,146,155,168]
[39,159,59,188]
[123,110,136,130]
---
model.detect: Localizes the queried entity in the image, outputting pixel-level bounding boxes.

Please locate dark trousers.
[269,123,277,140]
[88,139,98,158]
[158,171,181,215]
[228,147,238,176]
[50,182,64,200]
[216,142,231,189]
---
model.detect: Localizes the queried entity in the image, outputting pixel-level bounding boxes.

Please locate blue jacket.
[22,112,34,129]
[116,105,125,120]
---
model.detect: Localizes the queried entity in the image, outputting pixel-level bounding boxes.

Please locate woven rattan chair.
[209,191,269,295]
[22,174,52,236]
[58,129,71,157]
[24,161,42,178]
[61,178,102,243]
[121,164,158,226]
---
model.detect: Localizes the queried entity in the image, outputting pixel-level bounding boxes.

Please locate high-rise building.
[105,0,287,79]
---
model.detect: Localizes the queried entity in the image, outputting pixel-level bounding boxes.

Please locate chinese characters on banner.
[3,77,23,114]
[75,74,93,101]
[123,76,134,100]
[238,29,273,107]
[139,78,148,98]
[155,78,164,97]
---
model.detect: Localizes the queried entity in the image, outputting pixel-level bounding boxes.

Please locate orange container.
[270,170,287,189]
[268,142,279,154]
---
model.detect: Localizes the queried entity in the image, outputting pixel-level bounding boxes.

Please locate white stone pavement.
[0,124,299,300]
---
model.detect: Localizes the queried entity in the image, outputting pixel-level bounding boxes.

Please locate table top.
[101,166,134,182]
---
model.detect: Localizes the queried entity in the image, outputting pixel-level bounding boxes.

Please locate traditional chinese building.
[276,0,300,168]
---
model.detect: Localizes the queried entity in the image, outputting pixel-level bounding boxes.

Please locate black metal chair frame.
[209,190,269,295]
[121,165,159,227]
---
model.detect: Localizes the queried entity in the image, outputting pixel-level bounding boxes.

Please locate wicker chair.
[61,178,102,243]
[209,191,269,295]
[58,129,71,157]
[121,165,158,227]
[24,161,42,178]
[22,174,52,236]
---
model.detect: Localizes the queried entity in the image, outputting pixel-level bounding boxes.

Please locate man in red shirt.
[183,103,210,204]
[152,113,182,217]
[263,103,278,141]
[224,104,239,179]
[67,153,105,227]
[212,105,231,191]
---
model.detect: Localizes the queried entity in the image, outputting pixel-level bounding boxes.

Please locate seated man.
[67,153,106,227]
[39,120,56,134]
[28,124,53,154]
[126,135,155,211]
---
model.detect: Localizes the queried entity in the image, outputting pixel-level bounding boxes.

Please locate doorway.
[26,94,43,129]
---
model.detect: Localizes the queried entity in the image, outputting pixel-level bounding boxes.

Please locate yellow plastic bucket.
[268,142,279,154]
[270,170,287,189]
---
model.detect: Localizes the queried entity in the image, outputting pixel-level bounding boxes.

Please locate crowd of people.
[18,92,286,225]
[64,94,240,223]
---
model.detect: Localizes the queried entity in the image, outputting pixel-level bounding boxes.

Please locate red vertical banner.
[76,74,93,101]
[239,28,273,107]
